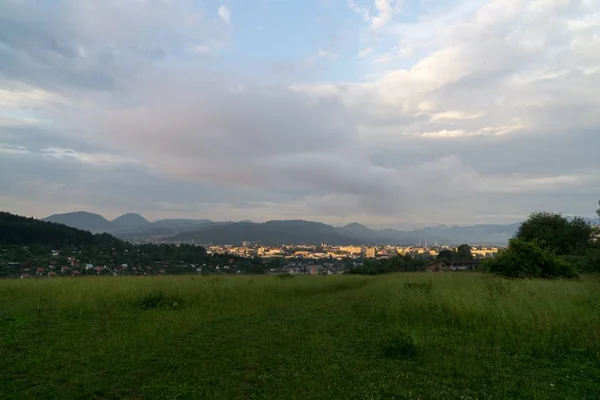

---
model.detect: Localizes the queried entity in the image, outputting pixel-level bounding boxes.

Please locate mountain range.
[44,211,214,236]
[42,211,521,245]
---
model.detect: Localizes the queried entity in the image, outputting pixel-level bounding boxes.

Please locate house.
[94,266,104,273]
[72,271,81,276]
[21,273,30,279]
[48,271,57,277]
[423,260,451,272]
[424,259,481,272]
[61,266,70,273]
[36,267,45,273]
[85,264,94,271]
[450,260,482,271]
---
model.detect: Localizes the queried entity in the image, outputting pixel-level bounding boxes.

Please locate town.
[204,243,501,260]
[0,242,501,279]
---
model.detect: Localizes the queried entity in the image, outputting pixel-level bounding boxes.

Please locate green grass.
[1,274,599,399]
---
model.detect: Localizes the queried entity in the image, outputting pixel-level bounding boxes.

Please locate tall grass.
[1,274,599,399]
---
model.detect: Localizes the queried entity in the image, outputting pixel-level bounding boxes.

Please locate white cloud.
[0,144,29,155]
[349,0,399,30]
[40,147,138,165]
[420,129,468,138]
[318,49,339,59]
[357,47,373,58]
[0,85,66,108]
[430,111,485,122]
[371,0,395,30]
[348,0,371,22]
[218,5,231,24]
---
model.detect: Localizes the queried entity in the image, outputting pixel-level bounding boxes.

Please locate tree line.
[484,203,600,278]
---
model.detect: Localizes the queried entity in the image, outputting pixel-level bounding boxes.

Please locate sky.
[1,0,599,228]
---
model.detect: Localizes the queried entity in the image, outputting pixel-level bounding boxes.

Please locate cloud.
[318,49,339,59]
[218,5,231,24]
[0,84,66,108]
[357,47,373,58]
[0,144,29,155]
[40,147,138,165]
[371,0,396,30]
[0,0,599,226]
[348,0,399,30]
[429,111,484,122]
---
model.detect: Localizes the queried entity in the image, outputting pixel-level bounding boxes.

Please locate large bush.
[515,212,592,255]
[484,238,577,279]
[563,247,600,273]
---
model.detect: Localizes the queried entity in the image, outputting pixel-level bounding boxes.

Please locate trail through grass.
[1,274,599,399]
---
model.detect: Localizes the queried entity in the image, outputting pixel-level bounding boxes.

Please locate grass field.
[1,274,599,399]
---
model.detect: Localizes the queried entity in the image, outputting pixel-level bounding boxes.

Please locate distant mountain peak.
[343,222,369,229]
[112,213,149,227]
[43,211,113,233]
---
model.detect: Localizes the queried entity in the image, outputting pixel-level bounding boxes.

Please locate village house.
[424,259,481,272]
[423,260,451,272]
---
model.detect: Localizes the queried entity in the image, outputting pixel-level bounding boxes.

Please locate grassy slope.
[1,274,599,399]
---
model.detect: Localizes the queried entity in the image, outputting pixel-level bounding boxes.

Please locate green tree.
[515,212,592,255]
[483,238,577,279]
[437,249,455,262]
[456,244,474,261]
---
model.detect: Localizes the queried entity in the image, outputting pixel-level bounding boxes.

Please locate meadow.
[1,273,599,399]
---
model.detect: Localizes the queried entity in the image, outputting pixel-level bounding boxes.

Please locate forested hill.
[0,212,124,246]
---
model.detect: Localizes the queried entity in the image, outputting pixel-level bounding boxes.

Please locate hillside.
[172,220,362,245]
[170,219,515,245]
[0,211,122,246]
[44,211,114,233]
[111,213,150,227]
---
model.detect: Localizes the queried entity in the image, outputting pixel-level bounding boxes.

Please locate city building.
[366,247,376,258]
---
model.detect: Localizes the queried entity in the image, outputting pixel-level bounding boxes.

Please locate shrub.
[563,248,600,273]
[136,291,183,310]
[403,281,433,293]
[137,291,166,310]
[483,238,578,279]
[381,331,418,360]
